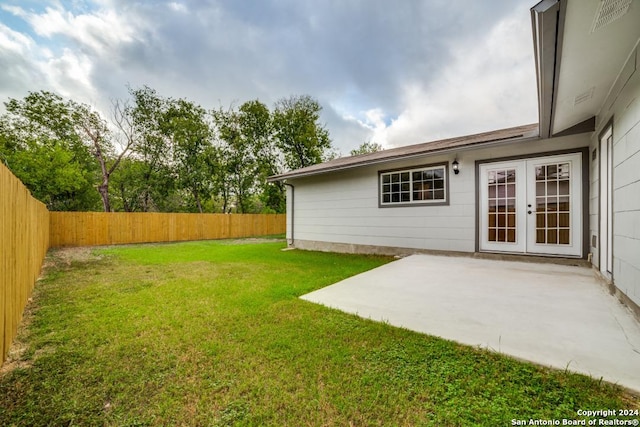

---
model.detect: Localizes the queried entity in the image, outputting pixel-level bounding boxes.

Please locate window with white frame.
[380,164,448,206]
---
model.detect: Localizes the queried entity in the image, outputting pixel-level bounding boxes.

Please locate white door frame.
[479,152,583,257]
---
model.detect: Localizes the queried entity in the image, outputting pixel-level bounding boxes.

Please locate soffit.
[552,0,640,134]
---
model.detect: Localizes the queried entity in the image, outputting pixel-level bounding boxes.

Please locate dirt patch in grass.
[43,246,106,270]
[1,294,38,376]
[0,342,30,375]
[2,246,107,377]
[220,237,286,245]
[0,344,56,376]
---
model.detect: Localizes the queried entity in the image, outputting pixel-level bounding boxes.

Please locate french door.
[479,153,583,256]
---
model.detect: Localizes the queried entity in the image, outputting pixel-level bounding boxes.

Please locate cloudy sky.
[0,0,539,154]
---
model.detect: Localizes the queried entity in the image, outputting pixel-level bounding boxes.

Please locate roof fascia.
[268,134,540,182]
[531,0,565,139]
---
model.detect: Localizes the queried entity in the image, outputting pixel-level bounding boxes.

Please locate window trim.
[378,162,450,208]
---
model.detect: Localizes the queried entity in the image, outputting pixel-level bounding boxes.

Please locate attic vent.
[591,0,632,32]
[574,87,595,106]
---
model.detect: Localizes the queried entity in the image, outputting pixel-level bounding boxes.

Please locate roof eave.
[268,132,540,182]
[531,0,566,139]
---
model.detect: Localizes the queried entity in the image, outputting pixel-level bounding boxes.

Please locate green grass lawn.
[1,240,638,426]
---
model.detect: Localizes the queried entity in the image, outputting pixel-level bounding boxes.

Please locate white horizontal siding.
[289,133,589,254]
[593,45,640,309]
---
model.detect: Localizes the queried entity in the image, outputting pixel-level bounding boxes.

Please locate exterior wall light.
[452,159,460,175]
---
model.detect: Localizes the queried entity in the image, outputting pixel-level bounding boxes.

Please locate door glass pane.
[535,162,571,245]
[487,168,516,243]
[558,180,570,195]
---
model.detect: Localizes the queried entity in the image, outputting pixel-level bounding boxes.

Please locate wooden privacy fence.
[1,163,50,365]
[2,163,286,365]
[49,212,286,247]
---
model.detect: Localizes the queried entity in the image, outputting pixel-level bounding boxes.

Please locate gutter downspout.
[284,182,294,246]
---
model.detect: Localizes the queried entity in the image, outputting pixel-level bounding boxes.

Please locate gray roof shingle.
[268,123,539,181]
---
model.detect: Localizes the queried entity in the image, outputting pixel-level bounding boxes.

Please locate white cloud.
[44,48,96,100]
[0,22,96,104]
[0,0,538,155]
[363,109,388,132]
[0,22,34,53]
[168,2,188,14]
[24,5,137,52]
[0,1,147,115]
[0,22,49,102]
[338,107,389,140]
[0,5,27,19]
[371,7,538,148]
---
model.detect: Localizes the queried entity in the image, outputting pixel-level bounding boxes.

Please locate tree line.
[0,88,337,213]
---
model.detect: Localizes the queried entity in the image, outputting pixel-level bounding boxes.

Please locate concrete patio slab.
[301,254,640,392]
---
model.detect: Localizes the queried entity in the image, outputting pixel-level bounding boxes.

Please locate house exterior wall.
[591,42,640,310]
[287,133,589,255]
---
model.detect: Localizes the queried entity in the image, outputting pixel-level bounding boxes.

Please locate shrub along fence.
[49,212,286,247]
[1,163,50,365]
[1,162,286,365]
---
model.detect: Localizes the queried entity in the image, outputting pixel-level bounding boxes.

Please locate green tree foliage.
[1,88,333,213]
[162,98,212,213]
[350,141,383,156]
[120,86,178,212]
[213,100,278,213]
[0,90,136,212]
[0,91,100,210]
[71,101,120,212]
[272,95,333,170]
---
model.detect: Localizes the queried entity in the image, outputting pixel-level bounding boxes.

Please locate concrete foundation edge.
[290,239,590,265]
[290,239,471,258]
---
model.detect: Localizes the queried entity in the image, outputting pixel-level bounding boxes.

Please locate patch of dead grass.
[1,295,37,376]
[44,246,104,269]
